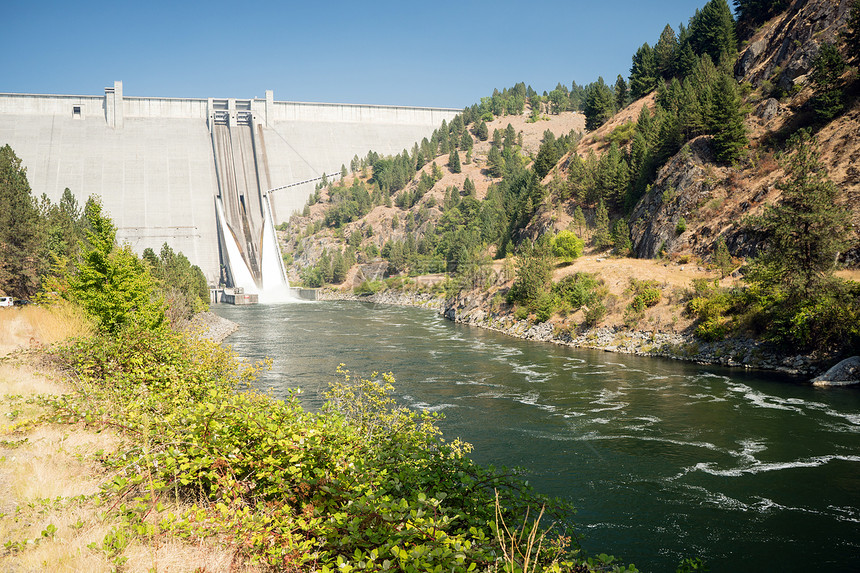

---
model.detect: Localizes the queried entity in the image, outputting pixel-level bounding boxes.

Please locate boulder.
[811,356,860,387]
[755,98,781,121]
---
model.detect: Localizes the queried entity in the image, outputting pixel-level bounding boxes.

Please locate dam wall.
[0,82,459,283]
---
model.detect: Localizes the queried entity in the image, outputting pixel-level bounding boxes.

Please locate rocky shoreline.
[184,311,240,343]
[319,288,828,378]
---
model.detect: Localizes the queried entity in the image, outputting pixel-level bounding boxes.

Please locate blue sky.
[3,0,709,109]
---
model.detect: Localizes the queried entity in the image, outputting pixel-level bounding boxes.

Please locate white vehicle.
[0,297,13,307]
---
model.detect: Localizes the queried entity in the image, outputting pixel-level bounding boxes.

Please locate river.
[213,300,860,572]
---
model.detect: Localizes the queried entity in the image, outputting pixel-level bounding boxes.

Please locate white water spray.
[258,193,295,303]
[215,198,259,295]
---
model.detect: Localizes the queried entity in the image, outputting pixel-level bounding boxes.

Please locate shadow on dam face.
[0,82,459,285]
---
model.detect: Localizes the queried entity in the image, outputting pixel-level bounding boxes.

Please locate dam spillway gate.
[209,99,287,296]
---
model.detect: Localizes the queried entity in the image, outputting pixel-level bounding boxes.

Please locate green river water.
[213,300,860,572]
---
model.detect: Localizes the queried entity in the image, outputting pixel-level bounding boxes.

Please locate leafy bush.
[627,280,661,313]
[552,273,602,311]
[355,279,384,295]
[46,328,622,571]
[686,281,745,341]
[533,291,558,323]
[583,303,607,328]
[551,230,584,263]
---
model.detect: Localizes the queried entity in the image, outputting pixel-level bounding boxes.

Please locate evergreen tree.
[689,0,737,64]
[534,132,561,179]
[460,130,473,150]
[746,131,857,351]
[487,145,505,178]
[0,145,43,297]
[675,41,699,79]
[331,250,348,283]
[630,43,658,99]
[614,75,629,110]
[449,149,462,174]
[750,130,852,295]
[572,206,587,239]
[611,219,633,256]
[843,0,860,62]
[734,0,790,40]
[810,42,847,121]
[583,77,616,131]
[654,24,679,79]
[709,74,747,164]
[463,177,476,197]
[679,77,707,138]
[592,199,612,249]
[475,120,489,141]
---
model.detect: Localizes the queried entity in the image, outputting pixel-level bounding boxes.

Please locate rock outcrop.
[735,0,852,89]
[629,137,724,259]
[811,356,860,386]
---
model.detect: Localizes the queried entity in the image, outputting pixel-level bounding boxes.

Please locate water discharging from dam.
[210,101,293,303]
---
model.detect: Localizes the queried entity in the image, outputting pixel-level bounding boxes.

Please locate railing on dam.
[0,84,459,129]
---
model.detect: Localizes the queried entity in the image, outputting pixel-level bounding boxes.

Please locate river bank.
[317,288,825,378]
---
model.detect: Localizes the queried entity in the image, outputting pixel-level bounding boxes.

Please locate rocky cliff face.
[629,138,723,259]
[735,0,852,89]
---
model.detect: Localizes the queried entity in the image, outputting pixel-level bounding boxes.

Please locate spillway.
[209,100,293,299]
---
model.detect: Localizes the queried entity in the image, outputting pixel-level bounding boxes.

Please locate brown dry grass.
[0,305,259,572]
[0,301,93,357]
[0,362,260,573]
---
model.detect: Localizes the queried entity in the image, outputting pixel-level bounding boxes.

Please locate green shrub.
[675,217,687,234]
[583,303,607,328]
[533,291,557,323]
[46,328,608,572]
[514,305,530,321]
[627,280,661,313]
[552,272,601,310]
[551,230,585,263]
[355,279,384,295]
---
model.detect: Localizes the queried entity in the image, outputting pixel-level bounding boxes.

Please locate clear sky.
[3,0,710,109]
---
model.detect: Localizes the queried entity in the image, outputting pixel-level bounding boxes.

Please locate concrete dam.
[0,81,459,291]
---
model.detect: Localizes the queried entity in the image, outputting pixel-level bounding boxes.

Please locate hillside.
[279,0,860,365]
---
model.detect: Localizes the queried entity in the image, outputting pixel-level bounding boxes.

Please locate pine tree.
[654,24,678,79]
[487,146,505,178]
[592,199,612,249]
[583,77,616,131]
[689,0,737,64]
[611,219,633,256]
[810,42,847,121]
[331,250,348,283]
[842,0,860,62]
[746,131,857,351]
[630,43,658,99]
[460,130,473,150]
[614,75,628,110]
[750,130,852,294]
[0,145,43,297]
[734,0,790,40]
[709,74,747,164]
[675,42,699,79]
[449,149,462,174]
[463,177,476,197]
[475,120,489,141]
